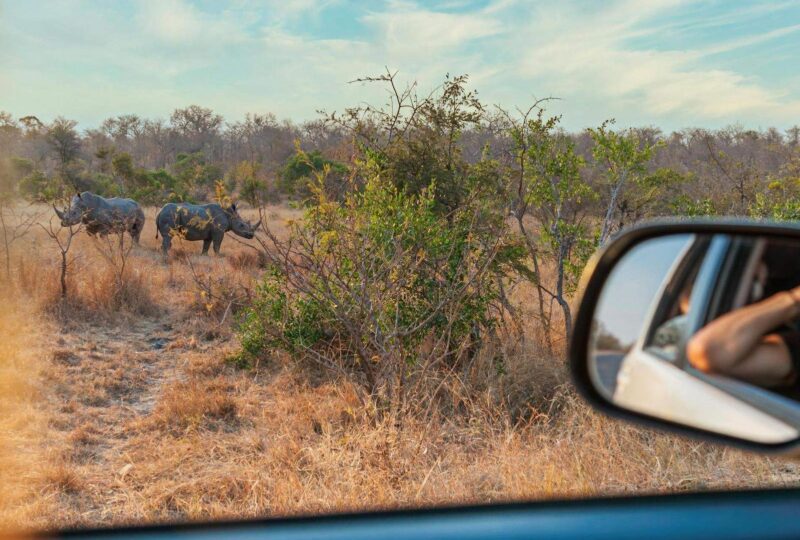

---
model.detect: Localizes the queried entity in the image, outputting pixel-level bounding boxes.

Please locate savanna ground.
[1,203,799,533]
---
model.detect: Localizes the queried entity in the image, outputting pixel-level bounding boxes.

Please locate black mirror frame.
[569,218,800,455]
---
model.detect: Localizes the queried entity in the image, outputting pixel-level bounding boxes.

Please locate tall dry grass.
[0,285,60,528]
[0,202,798,533]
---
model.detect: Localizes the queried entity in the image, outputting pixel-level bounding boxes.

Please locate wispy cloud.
[702,23,800,56]
[362,3,502,55]
[497,0,800,125]
[1,0,799,130]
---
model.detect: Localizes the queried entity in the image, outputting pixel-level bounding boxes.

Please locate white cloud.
[500,0,800,125]
[702,23,800,56]
[136,0,247,46]
[362,4,502,57]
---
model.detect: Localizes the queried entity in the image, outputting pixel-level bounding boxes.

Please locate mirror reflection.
[590,233,800,444]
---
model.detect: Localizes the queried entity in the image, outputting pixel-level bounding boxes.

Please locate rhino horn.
[253,218,262,229]
[53,204,65,220]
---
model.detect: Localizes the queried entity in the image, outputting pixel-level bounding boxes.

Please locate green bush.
[19,170,59,202]
[174,152,222,191]
[236,176,509,410]
[279,149,347,200]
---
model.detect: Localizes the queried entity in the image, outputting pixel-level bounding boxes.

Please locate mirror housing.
[570,218,800,455]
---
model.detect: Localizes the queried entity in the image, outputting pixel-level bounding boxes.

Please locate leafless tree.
[0,200,41,278]
[39,216,82,300]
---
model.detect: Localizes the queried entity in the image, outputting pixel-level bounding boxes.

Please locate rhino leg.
[161,234,172,259]
[202,238,212,255]
[129,218,143,244]
[212,235,223,255]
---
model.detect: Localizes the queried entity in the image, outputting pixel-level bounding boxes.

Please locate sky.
[2,0,800,131]
[594,234,692,346]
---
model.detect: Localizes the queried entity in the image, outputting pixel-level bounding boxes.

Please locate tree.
[94,146,114,174]
[228,160,273,207]
[590,120,661,247]
[45,117,88,195]
[112,152,136,189]
[173,151,222,196]
[170,105,223,137]
[504,103,597,341]
[170,105,223,160]
[279,148,347,200]
[226,113,297,165]
[0,157,40,277]
[694,127,767,215]
[40,213,82,301]
[101,114,142,143]
[613,167,689,227]
[323,70,488,213]
[47,118,81,173]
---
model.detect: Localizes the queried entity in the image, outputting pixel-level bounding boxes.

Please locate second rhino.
[156,202,260,256]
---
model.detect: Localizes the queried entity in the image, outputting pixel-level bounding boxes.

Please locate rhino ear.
[231,203,237,212]
[76,191,82,199]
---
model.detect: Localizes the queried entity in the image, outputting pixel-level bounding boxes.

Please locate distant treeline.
[2,100,800,217]
[0,105,350,205]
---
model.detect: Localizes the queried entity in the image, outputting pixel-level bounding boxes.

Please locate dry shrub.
[19,244,157,321]
[178,253,251,318]
[150,378,239,434]
[228,249,266,271]
[43,459,84,496]
[82,232,157,316]
[240,179,510,418]
[495,337,570,420]
[83,263,157,316]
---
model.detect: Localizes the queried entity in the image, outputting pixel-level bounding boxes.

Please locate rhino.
[55,191,145,243]
[155,202,260,256]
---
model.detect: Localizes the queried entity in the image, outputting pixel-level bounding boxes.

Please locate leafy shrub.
[279,149,347,200]
[174,152,222,193]
[19,170,60,202]
[227,160,275,206]
[747,178,800,221]
[237,176,512,413]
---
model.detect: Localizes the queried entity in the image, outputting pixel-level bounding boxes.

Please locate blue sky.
[2,0,800,131]
[594,234,692,346]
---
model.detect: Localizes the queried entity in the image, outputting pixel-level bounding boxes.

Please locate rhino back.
[106,197,141,214]
[156,203,225,240]
[78,193,127,228]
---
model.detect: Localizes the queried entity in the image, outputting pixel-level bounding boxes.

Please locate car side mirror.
[570,220,800,453]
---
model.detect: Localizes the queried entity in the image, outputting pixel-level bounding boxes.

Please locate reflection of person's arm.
[687,291,800,387]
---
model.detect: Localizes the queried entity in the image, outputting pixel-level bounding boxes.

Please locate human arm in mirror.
[687,288,800,387]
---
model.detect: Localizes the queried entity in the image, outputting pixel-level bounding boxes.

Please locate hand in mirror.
[687,287,800,389]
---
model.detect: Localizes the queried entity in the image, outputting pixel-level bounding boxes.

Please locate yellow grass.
[0,203,797,533]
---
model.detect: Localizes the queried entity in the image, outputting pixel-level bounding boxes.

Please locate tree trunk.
[516,216,553,352]
[598,171,628,248]
[0,206,10,279]
[60,250,68,299]
[555,239,573,341]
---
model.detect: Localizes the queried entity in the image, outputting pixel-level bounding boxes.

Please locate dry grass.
[0,202,798,533]
[0,288,62,528]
